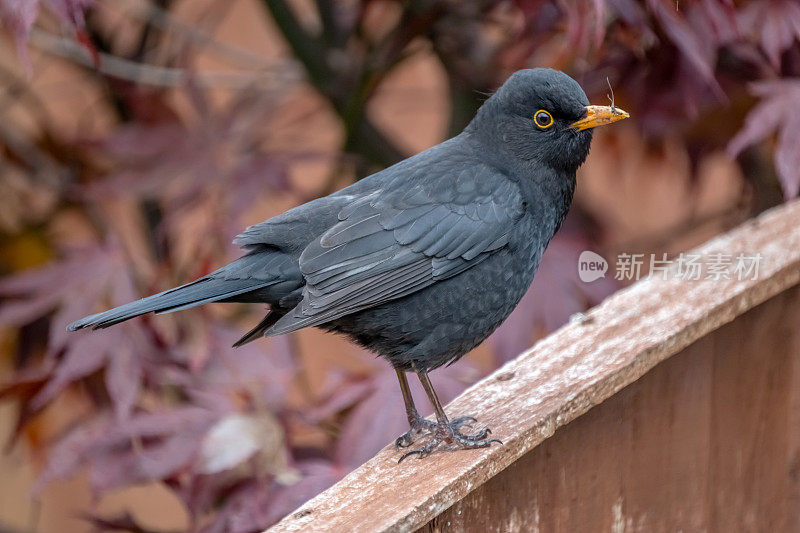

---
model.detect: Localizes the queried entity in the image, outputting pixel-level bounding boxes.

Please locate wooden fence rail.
[269,199,800,533]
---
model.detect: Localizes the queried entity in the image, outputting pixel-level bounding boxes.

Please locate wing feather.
[266,162,523,336]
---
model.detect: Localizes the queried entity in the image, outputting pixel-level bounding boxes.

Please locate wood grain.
[421,286,800,532]
[268,200,800,533]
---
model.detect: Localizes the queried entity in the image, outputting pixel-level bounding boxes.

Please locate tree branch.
[28,28,301,89]
[262,0,408,170]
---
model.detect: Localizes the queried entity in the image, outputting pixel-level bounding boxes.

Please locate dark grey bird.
[68,68,628,460]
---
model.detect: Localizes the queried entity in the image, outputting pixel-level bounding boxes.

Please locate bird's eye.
[533,110,554,129]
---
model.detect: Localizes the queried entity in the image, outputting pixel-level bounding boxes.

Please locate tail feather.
[67,248,303,335]
[232,311,285,347]
[67,277,274,331]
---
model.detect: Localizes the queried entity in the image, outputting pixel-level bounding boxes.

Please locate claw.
[398,443,436,463]
[394,413,437,449]
[457,428,491,441]
[451,416,477,429]
[395,434,414,448]
[395,414,501,462]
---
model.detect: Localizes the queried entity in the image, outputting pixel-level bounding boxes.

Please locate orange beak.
[570,105,630,131]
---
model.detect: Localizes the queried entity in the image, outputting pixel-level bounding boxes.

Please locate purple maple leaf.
[0,0,92,69]
[740,0,800,69]
[0,243,157,418]
[729,79,800,199]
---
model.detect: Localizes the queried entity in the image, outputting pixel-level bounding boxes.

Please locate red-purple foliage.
[1,0,799,531]
[0,0,93,69]
[729,79,800,198]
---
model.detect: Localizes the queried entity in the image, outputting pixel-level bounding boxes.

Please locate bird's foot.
[397,416,501,462]
[395,413,436,448]
[395,414,479,448]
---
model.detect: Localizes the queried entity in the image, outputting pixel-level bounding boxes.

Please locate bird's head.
[468,68,629,174]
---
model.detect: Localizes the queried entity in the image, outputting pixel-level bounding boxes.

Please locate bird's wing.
[266,164,524,335]
[233,194,356,254]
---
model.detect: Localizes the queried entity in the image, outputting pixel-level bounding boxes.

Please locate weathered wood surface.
[421,286,800,532]
[268,199,800,533]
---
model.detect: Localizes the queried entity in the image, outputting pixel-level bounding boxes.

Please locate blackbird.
[68,68,628,460]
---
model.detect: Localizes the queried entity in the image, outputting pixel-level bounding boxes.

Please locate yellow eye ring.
[534,109,554,129]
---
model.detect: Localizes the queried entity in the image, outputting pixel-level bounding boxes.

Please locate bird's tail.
[231,311,284,347]
[67,251,297,332]
[66,277,273,331]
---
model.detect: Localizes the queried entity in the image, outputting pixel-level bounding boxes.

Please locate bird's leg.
[398,365,501,462]
[394,368,436,448]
